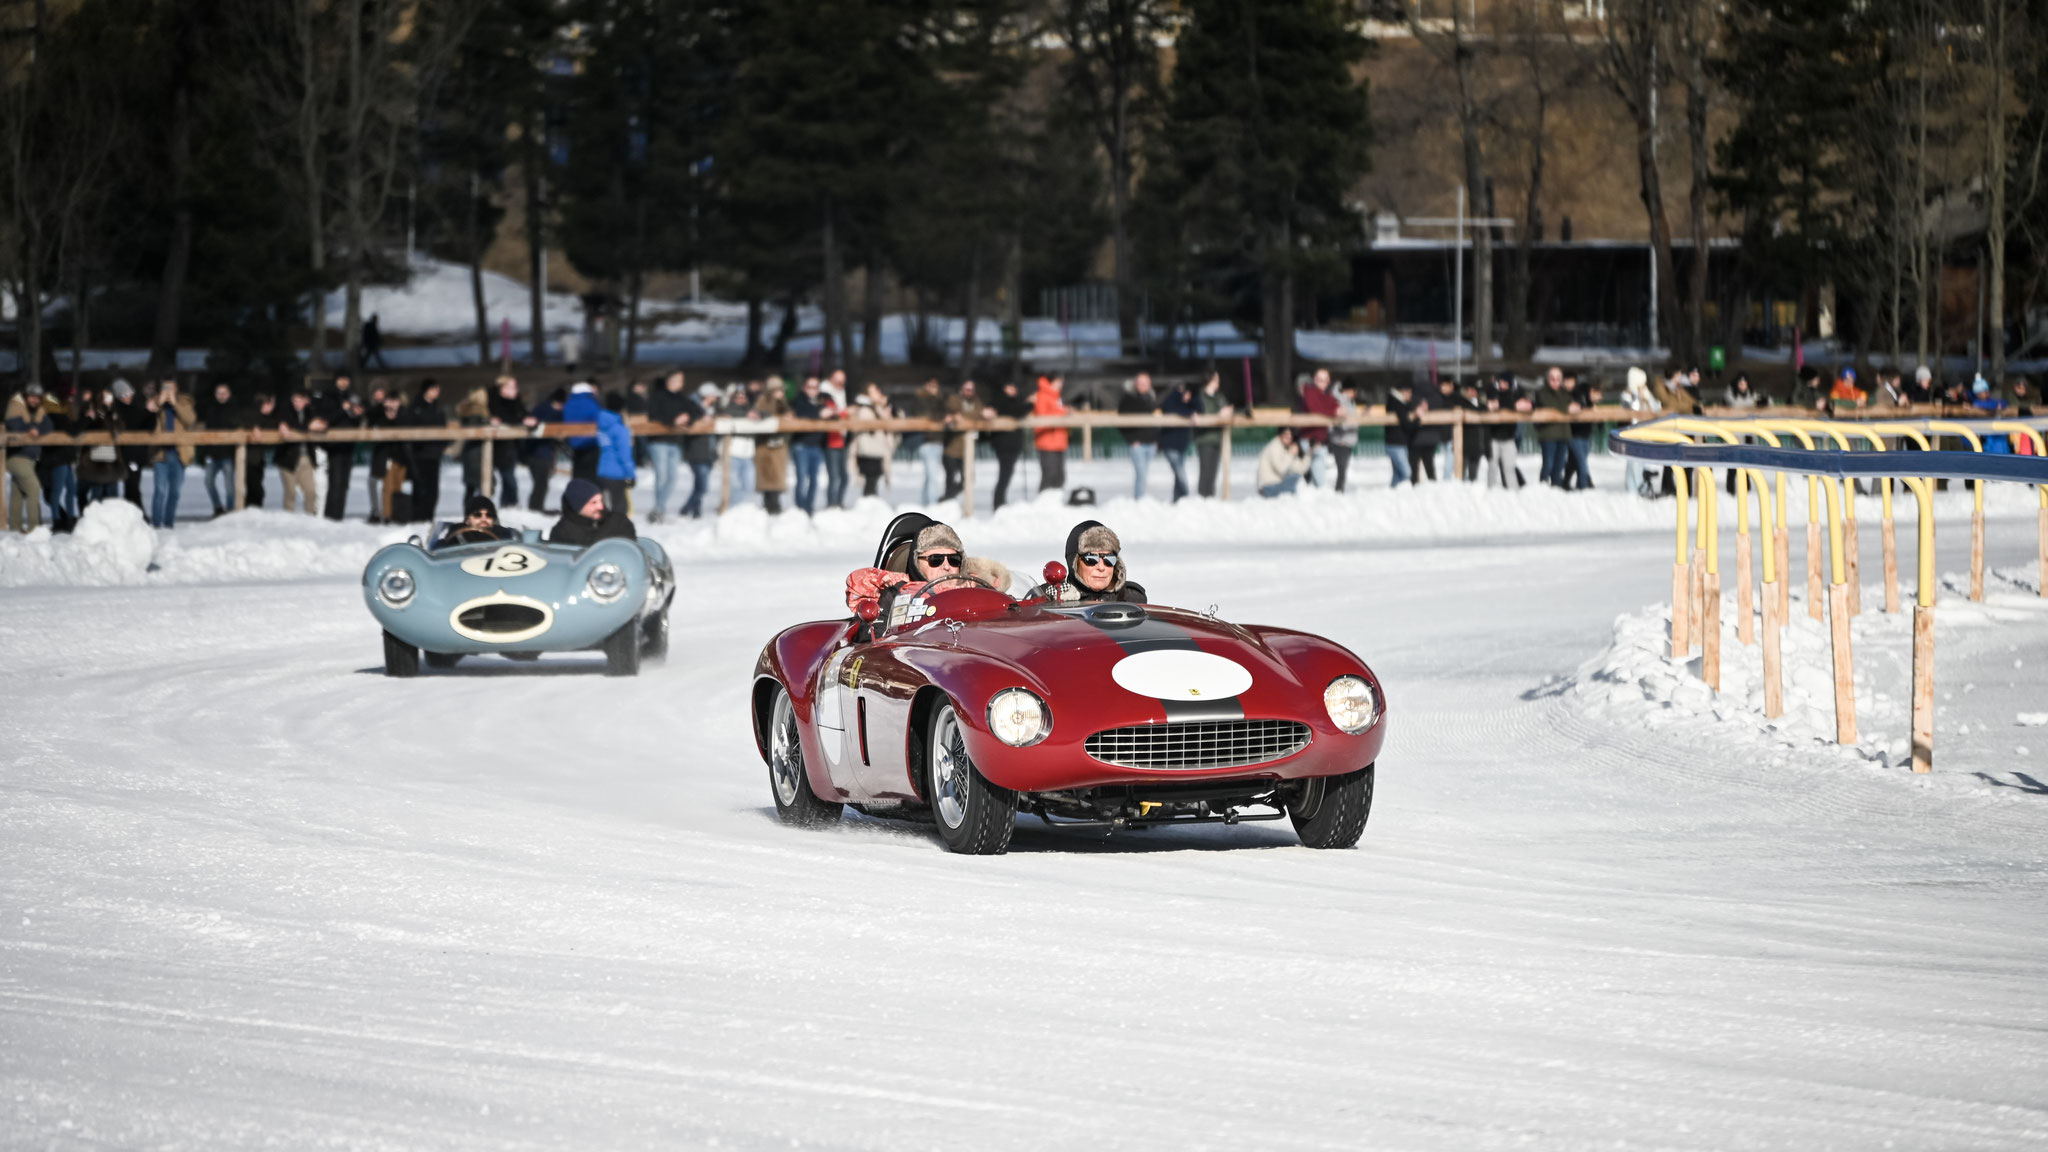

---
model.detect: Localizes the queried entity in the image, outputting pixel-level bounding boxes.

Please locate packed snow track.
[4,516,2046,1149]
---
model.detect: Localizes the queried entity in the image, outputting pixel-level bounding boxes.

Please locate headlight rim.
[377,567,416,607]
[586,561,629,604]
[1323,674,1378,735]
[985,687,1052,748]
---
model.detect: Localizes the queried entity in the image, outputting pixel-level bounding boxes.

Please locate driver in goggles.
[1029,519,1148,604]
[845,523,970,616]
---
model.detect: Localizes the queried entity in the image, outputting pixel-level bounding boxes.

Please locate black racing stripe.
[1161,696,1246,723]
[1073,608,1199,654]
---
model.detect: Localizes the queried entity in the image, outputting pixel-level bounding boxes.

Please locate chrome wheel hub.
[932,710,970,829]
[770,692,802,806]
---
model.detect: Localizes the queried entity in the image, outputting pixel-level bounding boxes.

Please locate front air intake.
[448,594,554,644]
[1085,719,1310,771]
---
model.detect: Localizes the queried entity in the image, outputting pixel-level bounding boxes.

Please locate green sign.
[1708,345,1726,372]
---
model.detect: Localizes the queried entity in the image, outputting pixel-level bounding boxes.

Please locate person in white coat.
[1620,366,1661,498]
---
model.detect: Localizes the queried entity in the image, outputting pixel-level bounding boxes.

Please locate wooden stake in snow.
[1911,603,1935,773]
[1882,516,1899,613]
[1971,501,1986,602]
[1844,516,1862,616]
[1806,521,1824,621]
[480,438,495,502]
[1776,524,1791,624]
[233,442,248,512]
[1736,530,1754,647]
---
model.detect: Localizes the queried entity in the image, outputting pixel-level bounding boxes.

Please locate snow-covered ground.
[4,461,2047,1148]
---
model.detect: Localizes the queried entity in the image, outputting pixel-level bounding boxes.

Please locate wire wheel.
[931,708,972,830]
[770,689,803,808]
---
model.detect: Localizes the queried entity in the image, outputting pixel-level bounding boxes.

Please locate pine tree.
[1150,0,1372,400]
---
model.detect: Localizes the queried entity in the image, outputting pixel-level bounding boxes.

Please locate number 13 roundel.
[459,546,547,578]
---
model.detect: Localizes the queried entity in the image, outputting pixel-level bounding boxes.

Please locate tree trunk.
[340,0,365,373]
[523,118,547,365]
[1506,92,1547,363]
[1450,10,1492,371]
[960,237,983,369]
[1986,0,2008,380]
[860,255,884,374]
[1260,222,1293,404]
[1636,111,1686,365]
[148,74,195,377]
[20,239,42,390]
[625,267,643,366]
[744,295,766,367]
[469,176,490,364]
[1111,118,1136,358]
[296,0,328,372]
[820,199,840,369]
[1685,59,1710,368]
[769,296,798,364]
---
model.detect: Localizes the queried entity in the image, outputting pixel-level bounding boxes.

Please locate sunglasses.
[1078,552,1118,568]
[921,552,963,569]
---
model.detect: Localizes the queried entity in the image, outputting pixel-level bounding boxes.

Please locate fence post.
[1844,515,1861,616]
[1736,526,1753,647]
[717,433,733,514]
[1451,408,1465,480]
[480,437,495,502]
[1083,423,1093,463]
[1776,521,1791,626]
[1823,479,1857,744]
[233,440,248,511]
[1,440,9,527]
[1670,465,1691,659]
[961,430,977,518]
[2039,505,2046,597]
[1219,424,1232,502]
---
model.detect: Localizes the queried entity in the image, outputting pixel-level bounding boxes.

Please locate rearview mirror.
[1042,561,1067,587]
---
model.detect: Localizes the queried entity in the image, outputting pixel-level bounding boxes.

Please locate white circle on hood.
[1110,650,1253,701]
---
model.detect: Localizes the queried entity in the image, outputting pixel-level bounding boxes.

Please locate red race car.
[752,516,1388,855]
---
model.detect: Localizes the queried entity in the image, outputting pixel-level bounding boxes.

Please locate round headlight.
[587,562,628,603]
[1324,675,1377,734]
[378,568,415,606]
[986,688,1051,748]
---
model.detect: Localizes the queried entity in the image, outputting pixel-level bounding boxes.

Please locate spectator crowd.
[1,360,2037,534]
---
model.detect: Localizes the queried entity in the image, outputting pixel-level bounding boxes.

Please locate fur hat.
[964,555,1012,593]
[914,523,964,559]
[111,378,135,400]
[1066,520,1127,592]
[1626,366,1647,391]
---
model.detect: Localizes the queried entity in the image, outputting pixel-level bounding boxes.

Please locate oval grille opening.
[1085,719,1310,771]
[458,602,547,634]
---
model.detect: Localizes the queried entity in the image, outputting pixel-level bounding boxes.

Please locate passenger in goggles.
[1028,519,1148,604]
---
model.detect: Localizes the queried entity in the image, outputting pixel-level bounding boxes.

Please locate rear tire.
[768,684,842,826]
[1287,764,1374,850]
[382,631,419,678]
[641,610,670,664]
[927,704,1015,855]
[424,651,462,669]
[602,620,641,677]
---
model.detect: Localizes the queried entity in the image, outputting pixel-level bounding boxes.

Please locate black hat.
[561,478,602,516]
[464,494,499,520]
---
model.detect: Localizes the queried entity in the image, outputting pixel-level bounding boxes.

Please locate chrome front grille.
[1085,720,1311,771]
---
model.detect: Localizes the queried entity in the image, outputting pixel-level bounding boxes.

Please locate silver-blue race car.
[362,527,674,677]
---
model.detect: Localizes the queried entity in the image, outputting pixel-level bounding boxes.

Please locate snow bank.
[1566,572,2048,791]
[0,506,411,588]
[0,501,156,586]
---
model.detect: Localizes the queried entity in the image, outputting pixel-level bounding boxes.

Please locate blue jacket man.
[563,383,602,479]
[595,393,636,511]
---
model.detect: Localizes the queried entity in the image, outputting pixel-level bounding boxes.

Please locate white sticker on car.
[1110,650,1253,701]
[460,546,548,578]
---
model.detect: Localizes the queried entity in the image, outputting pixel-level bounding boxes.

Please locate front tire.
[641,610,670,664]
[1287,764,1374,850]
[382,630,419,678]
[927,704,1015,855]
[602,620,641,677]
[768,684,842,826]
